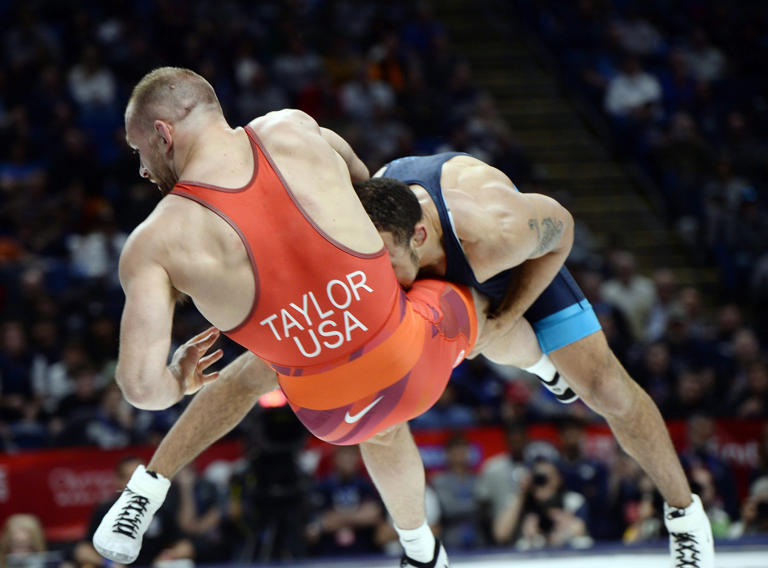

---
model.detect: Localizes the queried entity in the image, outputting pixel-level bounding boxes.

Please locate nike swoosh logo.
[344,396,384,424]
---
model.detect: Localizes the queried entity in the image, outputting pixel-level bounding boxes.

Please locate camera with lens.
[757,499,768,521]
[532,471,551,487]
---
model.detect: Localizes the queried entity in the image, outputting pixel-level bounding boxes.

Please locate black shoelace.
[671,532,701,567]
[111,489,150,539]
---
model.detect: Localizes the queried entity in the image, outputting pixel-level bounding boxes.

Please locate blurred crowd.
[4,413,768,566]
[1,0,768,564]
[517,0,768,315]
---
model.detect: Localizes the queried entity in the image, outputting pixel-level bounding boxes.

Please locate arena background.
[0,0,767,566]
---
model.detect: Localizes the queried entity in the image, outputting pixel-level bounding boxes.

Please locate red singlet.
[170,126,478,444]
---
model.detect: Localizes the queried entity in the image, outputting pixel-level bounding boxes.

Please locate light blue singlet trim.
[531,299,602,354]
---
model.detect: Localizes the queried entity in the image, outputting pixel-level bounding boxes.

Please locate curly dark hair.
[353,177,422,245]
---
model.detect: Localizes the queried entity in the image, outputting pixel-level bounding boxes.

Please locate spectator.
[729,476,768,538]
[431,435,484,549]
[74,456,194,567]
[51,363,102,423]
[0,514,51,568]
[725,328,764,395]
[227,406,310,562]
[604,55,662,120]
[654,112,712,221]
[37,340,91,420]
[233,63,289,125]
[339,64,396,123]
[600,250,657,340]
[622,473,663,544]
[690,464,731,538]
[664,367,715,419]
[176,464,226,564]
[0,321,34,422]
[556,418,611,539]
[607,452,645,539]
[749,423,768,483]
[67,45,117,108]
[646,269,680,342]
[475,422,530,545]
[612,10,664,57]
[272,37,322,102]
[306,445,384,556]
[516,458,592,550]
[55,382,135,449]
[727,360,768,418]
[634,342,676,408]
[680,415,739,518]
[410,384,477,430]
[682,28,726,82]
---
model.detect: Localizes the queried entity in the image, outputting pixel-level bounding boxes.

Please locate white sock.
[523,353,557,382]
[395,520,435,563]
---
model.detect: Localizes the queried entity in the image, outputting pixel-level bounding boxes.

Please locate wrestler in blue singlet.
[382,153,602,354]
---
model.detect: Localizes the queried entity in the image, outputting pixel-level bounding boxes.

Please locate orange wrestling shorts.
[275,279,478,445]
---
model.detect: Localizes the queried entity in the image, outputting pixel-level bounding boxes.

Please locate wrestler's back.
[139,110,384,331]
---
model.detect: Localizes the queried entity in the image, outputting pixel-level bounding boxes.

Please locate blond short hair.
[126,66,222,132]
[0,514,46,567]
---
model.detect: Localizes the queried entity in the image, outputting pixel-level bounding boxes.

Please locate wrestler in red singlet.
[171,126,478,444]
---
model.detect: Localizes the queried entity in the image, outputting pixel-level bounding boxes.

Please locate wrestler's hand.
[168,327,223,396]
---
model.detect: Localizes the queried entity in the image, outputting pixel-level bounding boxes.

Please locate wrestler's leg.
[549,330,691,508]
[474,308,575,401]
[94,351,278,563]
[359,422,425,529]
[360,421,445,564]
[477,315,542,368]
[149,351,278,477]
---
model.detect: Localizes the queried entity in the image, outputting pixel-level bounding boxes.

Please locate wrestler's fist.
[168,326,223,396]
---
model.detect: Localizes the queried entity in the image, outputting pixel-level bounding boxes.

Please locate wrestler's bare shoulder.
[120,196,214,265]
[245,109,346,188]
[246,109,324,154]
[441,155,519,199]
[440,155,530,280]
[439,156,520,241]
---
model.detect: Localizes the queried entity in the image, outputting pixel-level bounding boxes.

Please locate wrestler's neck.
[173,118,244,183]
[416,200,447,277]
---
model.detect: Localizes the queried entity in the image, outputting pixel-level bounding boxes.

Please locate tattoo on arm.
[528,217,564,256]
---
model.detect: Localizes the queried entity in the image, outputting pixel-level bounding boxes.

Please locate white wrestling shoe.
[400,540,449,567]
[664,494,715,568]
[538,371,579,404]
[93,465,171,564]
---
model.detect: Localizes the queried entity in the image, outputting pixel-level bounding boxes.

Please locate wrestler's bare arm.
[251,110,368,182]
[446,161,574,319]
[116,228,222,410]
[320,127,370,182]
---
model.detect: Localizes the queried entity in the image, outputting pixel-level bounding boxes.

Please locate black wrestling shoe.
[400,539,449,567]
[538,371,579,403]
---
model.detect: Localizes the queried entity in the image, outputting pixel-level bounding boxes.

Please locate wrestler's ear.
[153,120,174,154]
[411,223,428,248]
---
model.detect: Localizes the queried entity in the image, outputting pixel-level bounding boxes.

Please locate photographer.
[516,459,593,550]
[227,406,311,562]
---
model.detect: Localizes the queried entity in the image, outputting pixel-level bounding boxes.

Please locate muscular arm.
[450,163,574,320]
[116,231,180,410]
[491,191,574,320]
[320,126,369,182]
